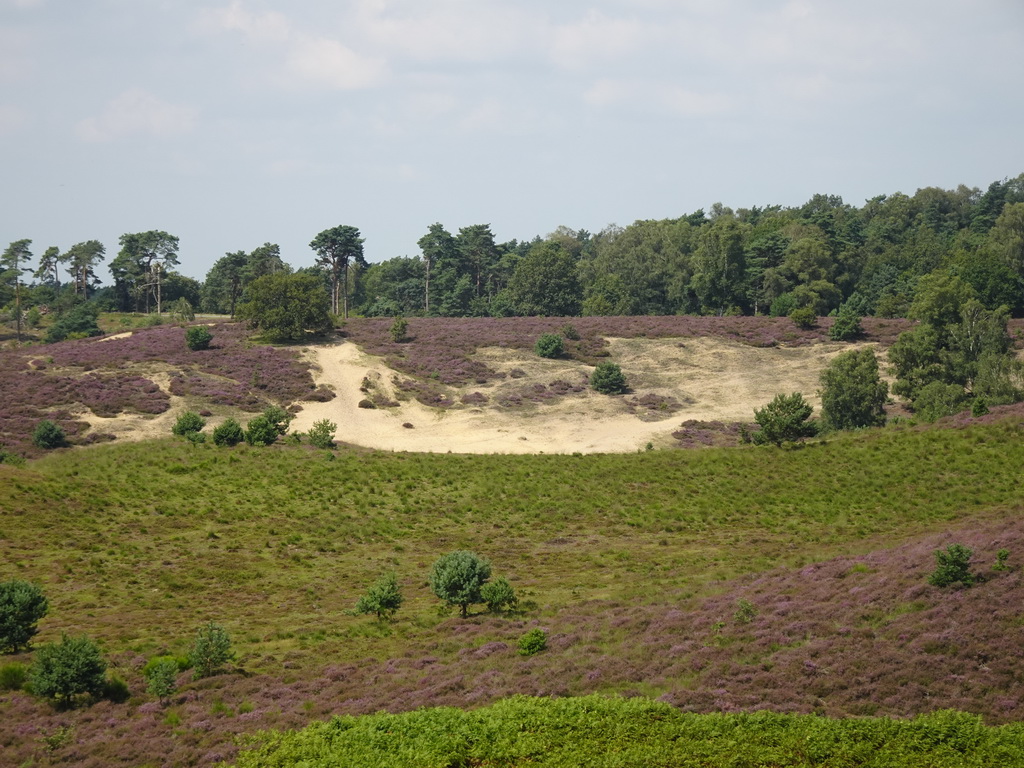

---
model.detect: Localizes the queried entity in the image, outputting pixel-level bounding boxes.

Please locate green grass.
[231,695,1024,768]
[1,417,1022,669]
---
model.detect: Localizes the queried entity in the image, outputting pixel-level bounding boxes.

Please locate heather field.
[3,317,1024,766]
[2,411,1024,765]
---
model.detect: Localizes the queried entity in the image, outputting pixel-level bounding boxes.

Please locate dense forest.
[3,174,1024,329]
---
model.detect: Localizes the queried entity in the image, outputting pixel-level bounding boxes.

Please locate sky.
[3,0,1024,283]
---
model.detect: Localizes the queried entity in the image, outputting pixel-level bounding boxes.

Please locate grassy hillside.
[2,413,1024,766]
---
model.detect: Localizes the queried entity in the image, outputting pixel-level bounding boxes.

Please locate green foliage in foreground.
[590,362,627,394]
[231,695,1024,768]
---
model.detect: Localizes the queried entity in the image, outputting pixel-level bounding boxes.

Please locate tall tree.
[202,251,249,316]
[456,224,499,304]
[115,231,180,313]
[63,240,105,299]
[34,246,62,287]
[1,239,32,342]
[310,226,365,318]
[246,242,288,282]
[417,223,457,314]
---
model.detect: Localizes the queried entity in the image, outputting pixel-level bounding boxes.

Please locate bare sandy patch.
[291,337,886,455]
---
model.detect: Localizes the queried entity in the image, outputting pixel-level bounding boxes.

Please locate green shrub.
[829,309,863,341]
[971,396,990,417]
[560,323,580,341]
[103,674,130,703]
[354,573,403,621]
[0,446,24,466]
[389,316,409,343]
[0,579,48,652]
[590,362,627,394]
[262,405,292,436]
[307,419,337,449]
[429,551,492,618]
[30,633,107,705]
[819,349,887,431]
[170,298,195,323]
[212,418,245,447]
[32,420,66,449]
[789,307,817,330]
[993,549,1010,572]
[517,628,547,656]
[144,657,180,701]
[245,415,278,446]
[45,303,101,343]
[753,393,817,446]
[733,599,757,624]
[171,411,206,437]
[535,333,565,359]
[189,622,233,679]
[0,662,27,691]
[913,381,968,422]
[928,544,974,588]
[185,326,212,351]
[481,576,518,614]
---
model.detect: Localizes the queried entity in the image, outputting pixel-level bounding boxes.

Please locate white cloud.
[547,10,651,70]
[199,1,385,90]
[76,88,198,142]
[286,36,384,90]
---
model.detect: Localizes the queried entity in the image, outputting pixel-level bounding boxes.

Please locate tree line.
[3,174,1023,330]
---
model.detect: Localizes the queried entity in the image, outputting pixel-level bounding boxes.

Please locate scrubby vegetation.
[1,409,1024,764]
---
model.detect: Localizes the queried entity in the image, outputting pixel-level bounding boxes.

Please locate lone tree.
[819,348,888,431]
[355,573,403,621]
[0,580,48,653]
[753,392,817,445]
[30,634,107,706]
[236,272,332,341]
[429,551,492,617]
[309,225,366,318]
[591,362,627,394]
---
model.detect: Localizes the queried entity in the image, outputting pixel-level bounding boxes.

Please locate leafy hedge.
[232,695,1024,767]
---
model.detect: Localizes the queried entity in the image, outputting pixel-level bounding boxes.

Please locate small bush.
[591,362,627,394]
[103,674,130,703]
[561,323,580,341]
[734,599,757,624]
[355,573,403,621]
[32,420,66,449]
[518,628,547,656]
[30,633,107,705]
[971,396,990,417]
[212,418,245,447]
[0,579,48,652]
[913,381,968,422]
[189,622,233,679]
[993,549,1010,572]
[262,405,292,436]
[829,310,863,341]
[789,307,817,329]
[171,411,206,437]
[185,326,213,351]
[245,415,278,446]
[144,657,180,702]
[928,544,974,588]
[0,662,27,691]
[307,419,337,449]
[481,576,518,614]
[535,333,565,359]
[753,392,817,445]
[389,316,409,343]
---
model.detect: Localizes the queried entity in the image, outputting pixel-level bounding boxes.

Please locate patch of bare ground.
[291,337,888,454]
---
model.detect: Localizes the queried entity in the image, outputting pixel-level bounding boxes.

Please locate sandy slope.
[288,337,883,454]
